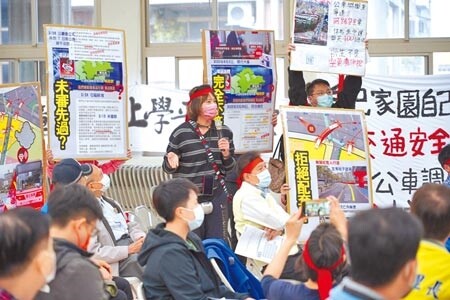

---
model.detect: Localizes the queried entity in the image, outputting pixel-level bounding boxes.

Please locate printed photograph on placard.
[209,30,273,60]
[293,0,329,45]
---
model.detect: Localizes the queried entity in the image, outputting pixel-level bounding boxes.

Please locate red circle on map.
[307,124,316,133]
[17,147,29,164]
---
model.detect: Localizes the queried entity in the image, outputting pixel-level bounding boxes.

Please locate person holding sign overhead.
[163,84,236,244]
[277,41,368,161]
[287,42,365,109]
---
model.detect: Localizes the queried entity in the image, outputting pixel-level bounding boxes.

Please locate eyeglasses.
[312,89,333,96]
[86,221,99,237]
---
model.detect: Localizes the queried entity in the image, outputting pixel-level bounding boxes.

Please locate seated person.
[41,158,93,212]
[262,198,348,300]
[40,159,132,299]
[35,184,109,300]
[330,208,422,299]
[404,183,450,299]
[138,178,251,300]
[86,164,145,280]
[233,151,290,236]
[234,151,304,279]
[0,207,55,300]
[51,158,93,186]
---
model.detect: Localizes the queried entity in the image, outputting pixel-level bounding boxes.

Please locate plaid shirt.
[0,289,17,300]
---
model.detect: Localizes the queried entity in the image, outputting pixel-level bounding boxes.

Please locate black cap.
[52,158,92,185]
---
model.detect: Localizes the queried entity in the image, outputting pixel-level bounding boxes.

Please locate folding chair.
[124,277,145,300]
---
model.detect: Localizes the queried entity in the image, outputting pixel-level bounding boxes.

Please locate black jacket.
[35,238,108,300]
[138,224,248,300]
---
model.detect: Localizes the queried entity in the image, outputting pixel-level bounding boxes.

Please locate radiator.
[105,163,172,212]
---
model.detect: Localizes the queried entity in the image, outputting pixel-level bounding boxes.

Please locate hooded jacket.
[35,238,108,300]
[138,224,248,300]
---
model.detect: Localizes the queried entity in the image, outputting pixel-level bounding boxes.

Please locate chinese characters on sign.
[281,105,372,242]
[290,0,368,75]
[45,25,127,160]
[54,79,70,150]
[128,85,188,153]
[357,74,450,207]
[203,30,277,153]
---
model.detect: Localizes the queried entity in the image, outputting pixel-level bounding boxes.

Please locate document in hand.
[235,225,284,264]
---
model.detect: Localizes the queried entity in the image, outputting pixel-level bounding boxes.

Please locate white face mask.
[256,169,272,189]
[182,205,205,231]
[100,174,111,192]
[39,248,57,293]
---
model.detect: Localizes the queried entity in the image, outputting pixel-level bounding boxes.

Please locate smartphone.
[202,175,214,196]
[301,199,331,218]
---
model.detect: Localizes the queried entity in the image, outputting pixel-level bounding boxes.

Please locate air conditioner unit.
[227,2,255,27]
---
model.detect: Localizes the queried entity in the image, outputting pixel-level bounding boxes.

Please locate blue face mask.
[256,169,272,189]
[317,94,334,107]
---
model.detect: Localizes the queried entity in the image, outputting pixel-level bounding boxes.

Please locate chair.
[203,238,265,299]
[124,277,145,300]
[210,258,235,292]
[134,205,153,232]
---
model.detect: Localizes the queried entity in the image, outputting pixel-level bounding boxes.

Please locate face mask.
[38,248,57,293]
[77,223,92,251]
[256,169,272,189]
[182,205,205,231]
[100,174,111,192]
[202,103,218,120]
[317,94,334,107]
[89,179,104,197]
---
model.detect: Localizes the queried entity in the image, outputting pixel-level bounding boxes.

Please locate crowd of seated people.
[1,144,450,300]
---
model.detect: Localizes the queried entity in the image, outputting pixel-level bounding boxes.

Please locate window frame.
[143,0,450,94]
[0,0,99,84]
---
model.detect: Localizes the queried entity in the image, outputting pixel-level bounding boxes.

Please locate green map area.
[231,68,265,94]
[75,61,113,81]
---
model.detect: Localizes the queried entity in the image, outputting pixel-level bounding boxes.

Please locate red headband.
[237,157,264,188]
[444,158,450,166]
[302,240,345,300]
[185,86,213,121]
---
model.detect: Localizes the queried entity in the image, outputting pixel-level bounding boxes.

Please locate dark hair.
[48,184,103,227]
[348,207,422,287]
[152,178,199,222]
[0,207,50,277]
[236,151,261,175]
[411,183,450,240]
[438,144,450,167]
[306,79,330,96]
[296,223,347,283]
[187,84,215,121]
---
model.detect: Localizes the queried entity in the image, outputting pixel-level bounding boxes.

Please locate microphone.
[215,119,223,139]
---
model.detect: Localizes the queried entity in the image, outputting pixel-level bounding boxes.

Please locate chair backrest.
[210,258,235,292]
[203,238,265,300]
[124,276,145,300]
[134,205,153,232]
